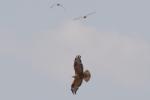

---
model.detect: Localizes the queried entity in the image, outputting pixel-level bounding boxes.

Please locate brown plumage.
[71,55,91,94]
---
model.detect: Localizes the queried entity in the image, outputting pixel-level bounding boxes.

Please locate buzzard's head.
[75,55,81,64]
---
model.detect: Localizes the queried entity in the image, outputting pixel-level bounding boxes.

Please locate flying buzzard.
[71,55,91,94]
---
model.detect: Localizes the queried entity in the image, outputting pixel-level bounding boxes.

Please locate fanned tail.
[83,70,91,82]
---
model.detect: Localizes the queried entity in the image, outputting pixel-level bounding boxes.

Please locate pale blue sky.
[0,0,150,100]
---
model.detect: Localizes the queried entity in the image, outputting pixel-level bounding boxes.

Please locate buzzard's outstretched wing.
[71,77,83,94]
[74,61,83,75]
[74,55,83,75]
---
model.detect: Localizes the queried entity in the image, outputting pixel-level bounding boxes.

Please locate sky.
[0,0,150,100]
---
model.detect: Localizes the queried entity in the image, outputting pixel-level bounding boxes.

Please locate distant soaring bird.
[50,3,65,10]
[71,55,91,94]
[73,12,96,20]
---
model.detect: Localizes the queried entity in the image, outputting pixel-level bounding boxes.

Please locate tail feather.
[83,70,91,82]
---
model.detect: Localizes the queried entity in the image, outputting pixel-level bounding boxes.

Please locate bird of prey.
[71,55,91,94]
[50,3,66,11]
[73,12,96,20]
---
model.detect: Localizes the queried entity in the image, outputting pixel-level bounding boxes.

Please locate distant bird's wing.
[73,16,83,20]
[86,12,96,17]
[50,3,56,8]
[59,4,65,9]
[71,77,83,94]
[50,3,65,11]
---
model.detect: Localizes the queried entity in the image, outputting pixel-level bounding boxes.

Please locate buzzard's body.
[71,55,91,94]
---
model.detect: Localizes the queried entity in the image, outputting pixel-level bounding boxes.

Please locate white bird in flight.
[73,12,96,20]
[50,3,65,11]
